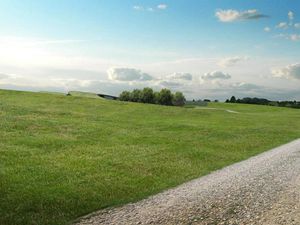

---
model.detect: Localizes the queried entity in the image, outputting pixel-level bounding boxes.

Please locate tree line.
[226,96,300,109]
[119,88,186,106]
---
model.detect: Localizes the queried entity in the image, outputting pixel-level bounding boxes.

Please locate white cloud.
[275,33,300,42]
[152,72,193,89]
[0,73,10,80]
[290,34,300,41]
[218,56,248,67]
[166,72,193,80]
[0,36,115,71]
[215,9,267,22]
[157,4,167,10]
[271,63,300,80]
[133,6,143,11]
[230,82,262,90]
[133,4,167,12]
[288,11,294,21]
[107,68,153,82]
[295,23,300,29]
[159,80,182,87]
[276,22,288,29]
[264,27,271,32]
[202,71,231,80]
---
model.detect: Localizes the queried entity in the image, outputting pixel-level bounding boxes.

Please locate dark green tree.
[172,92,186,106]
[140,87,155,103]
[130,89,142,102]
[119,91,131,101]
[230,96,236,103]
[157,88,173,106]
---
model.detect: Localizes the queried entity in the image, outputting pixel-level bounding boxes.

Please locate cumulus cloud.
[157,4,167,10]
[276,22,289,29]
[288,11,294,21]
[271,63,300,80]
[218,56,248,67]
[202,71,231,80]
[107,68,153,82]
[215,9,268,22]
[264,27,271,32]
[268,11,300,42]
[166,72,193,81]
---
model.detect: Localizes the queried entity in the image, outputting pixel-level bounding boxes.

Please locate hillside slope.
[0,89,300,225]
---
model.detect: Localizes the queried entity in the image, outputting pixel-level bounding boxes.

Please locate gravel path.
[74,139,300,225]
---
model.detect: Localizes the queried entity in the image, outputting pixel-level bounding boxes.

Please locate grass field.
[1,89,300,225]
[67,91,103,99]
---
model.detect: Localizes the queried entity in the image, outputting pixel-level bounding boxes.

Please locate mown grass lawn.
[1,89,300,225]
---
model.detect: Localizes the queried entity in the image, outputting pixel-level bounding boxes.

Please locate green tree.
[141,87,155,103]
[154,91,160,104]
[172,92,186,106]
[130,89,142,102]
[230,96,236,103]
[157,88,173,106]
[119,91,131,101]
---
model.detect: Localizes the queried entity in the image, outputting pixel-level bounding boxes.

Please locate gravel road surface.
[74,139,300,225]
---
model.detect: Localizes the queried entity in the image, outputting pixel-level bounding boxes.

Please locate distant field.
[67,91,103,99]
[1,89,300,225]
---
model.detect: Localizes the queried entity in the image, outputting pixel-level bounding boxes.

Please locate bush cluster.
[119,88,186,106]
[225,96,300,109]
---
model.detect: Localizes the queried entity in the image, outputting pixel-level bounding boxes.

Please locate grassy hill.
[67,91,103,99]
[1,89,300,225]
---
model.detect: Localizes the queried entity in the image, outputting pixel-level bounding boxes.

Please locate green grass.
[1,89,300,225]
[67,91,102,99]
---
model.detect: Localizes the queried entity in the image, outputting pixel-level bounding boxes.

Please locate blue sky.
[0,0,299,100]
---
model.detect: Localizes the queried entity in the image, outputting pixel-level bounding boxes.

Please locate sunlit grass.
[1,89,300,225]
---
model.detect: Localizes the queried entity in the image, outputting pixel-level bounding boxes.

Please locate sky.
[0,0,300,100]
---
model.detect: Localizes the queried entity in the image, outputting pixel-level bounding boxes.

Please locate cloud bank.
[272,63,300,80]
[0,73,10,80]
[202,71,231,80]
